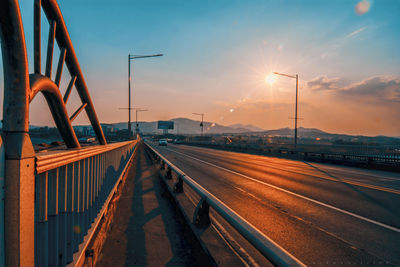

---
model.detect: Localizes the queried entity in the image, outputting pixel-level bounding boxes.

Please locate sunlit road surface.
[148,143,400,266]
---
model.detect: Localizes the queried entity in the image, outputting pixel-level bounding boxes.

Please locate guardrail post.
[173,176,184,193]
[165,166,172,180]
[193,196,211,228]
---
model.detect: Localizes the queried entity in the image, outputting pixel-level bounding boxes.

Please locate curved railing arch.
[1,1,120,266]
[1,0,107,149]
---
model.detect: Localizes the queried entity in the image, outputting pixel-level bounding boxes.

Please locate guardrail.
[182,142,400,171]
[145,142,305,267]
[34,140,137,267]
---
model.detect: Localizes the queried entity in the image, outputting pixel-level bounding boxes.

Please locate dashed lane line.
[164,147,400,233]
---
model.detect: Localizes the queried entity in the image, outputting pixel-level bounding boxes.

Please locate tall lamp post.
[128,53,163,138]
[134,108,148,135]
[193,113,204,136]
[273,72,299,149]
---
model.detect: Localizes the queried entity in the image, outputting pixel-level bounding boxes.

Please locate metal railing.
[145,142,305,267]
[34,140,137,266]
[183,142,400,170]
[0,1,138,265]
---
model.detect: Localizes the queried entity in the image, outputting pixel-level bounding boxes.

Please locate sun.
[265,73,277,85]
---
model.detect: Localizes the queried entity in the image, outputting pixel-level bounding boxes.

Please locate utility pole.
[273,72,300,149]
[127,53,162,138]
[294,74,299,148]
[135,108,148,135]
[193,113,204,136]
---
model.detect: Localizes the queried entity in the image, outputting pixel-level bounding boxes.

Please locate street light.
[273,72,299,149]
[127,53,163,138]
[192,113,204,136]
[134,108,148,135]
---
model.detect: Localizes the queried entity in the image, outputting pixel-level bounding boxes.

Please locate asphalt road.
[148,142,400,266]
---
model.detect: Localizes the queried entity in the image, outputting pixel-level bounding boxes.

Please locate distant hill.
[11,117,399,144]
[262,127,327,137]
[228,123,265,132]
[93,118,261,135]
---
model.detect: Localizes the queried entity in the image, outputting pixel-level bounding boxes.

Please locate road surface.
[148,142,400,266]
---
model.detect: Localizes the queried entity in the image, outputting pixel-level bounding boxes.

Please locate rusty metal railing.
[34,140,137,266]
[145,142,306,267]
[0,1,112,265]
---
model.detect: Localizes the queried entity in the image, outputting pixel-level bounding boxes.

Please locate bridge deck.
[96,144,211,266]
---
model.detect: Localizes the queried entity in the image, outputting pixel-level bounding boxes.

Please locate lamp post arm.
[130,54,163,59]
[273,72,297,79]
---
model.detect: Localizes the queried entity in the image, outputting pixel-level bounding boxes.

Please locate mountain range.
[2,118,398,142]
[97,118,399,143]
[100,118,265,135]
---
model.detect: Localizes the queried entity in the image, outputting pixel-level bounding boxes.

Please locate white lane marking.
[186,145,400,181]
[233,185,263,202]
[166,147,400,233]
[178,146,400,194]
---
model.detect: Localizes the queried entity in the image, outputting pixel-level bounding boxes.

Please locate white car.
[158,139,168,146]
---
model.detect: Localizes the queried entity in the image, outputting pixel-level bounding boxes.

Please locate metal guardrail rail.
[183,142,400,169]
[34,140,137,266]
[145,142,306,267]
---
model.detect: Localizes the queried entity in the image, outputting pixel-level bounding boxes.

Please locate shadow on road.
[97,144,211,267]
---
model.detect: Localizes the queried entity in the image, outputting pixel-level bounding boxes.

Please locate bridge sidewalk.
[96,143,211,266]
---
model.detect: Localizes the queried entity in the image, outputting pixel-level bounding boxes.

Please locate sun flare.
[265,74,277,85]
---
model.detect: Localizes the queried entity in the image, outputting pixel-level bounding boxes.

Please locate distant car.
[158,139,168,146]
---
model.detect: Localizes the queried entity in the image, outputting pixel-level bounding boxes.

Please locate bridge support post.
[1,1,36,265]
[3,134,35,267]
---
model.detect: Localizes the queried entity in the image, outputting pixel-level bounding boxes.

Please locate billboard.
[158,120,174,130]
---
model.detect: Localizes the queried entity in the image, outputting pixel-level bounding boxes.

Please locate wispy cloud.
[338,76,400,103]
[309,75,400,103]
[317,26,369,60]
[345,26,367,39]
[308,75,340,91]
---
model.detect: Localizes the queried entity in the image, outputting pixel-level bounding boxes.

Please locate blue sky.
[1,0,399,136]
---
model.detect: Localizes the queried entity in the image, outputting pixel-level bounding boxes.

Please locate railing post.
[1,1,36,266]
[66,163,75,262]
[35,172,49,267]
[73,161,81,251]
[48,169,59,266]
[58,166,68,266]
